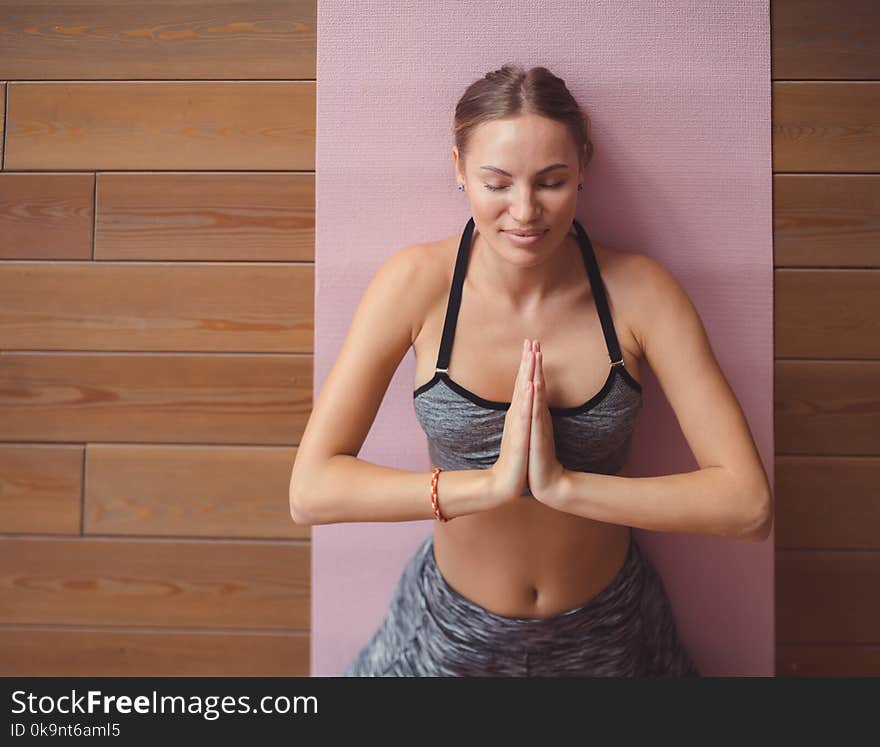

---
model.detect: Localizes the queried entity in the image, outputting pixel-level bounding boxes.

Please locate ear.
[452,146,464,184]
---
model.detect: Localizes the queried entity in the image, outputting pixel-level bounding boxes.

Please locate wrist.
[548,468,572,509]
[482,468,500,509]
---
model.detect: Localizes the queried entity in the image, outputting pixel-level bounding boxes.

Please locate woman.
[289,65,772,677]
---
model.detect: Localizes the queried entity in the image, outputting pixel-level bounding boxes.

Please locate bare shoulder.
[598,243,692,362]
[404,235,456,345]
[595,241,672,294]
[592,241,664,360]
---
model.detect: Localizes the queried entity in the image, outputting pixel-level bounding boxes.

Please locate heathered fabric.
[343,533,701,677]
[414,368,641,495]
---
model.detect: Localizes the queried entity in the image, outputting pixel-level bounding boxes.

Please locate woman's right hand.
[485,339,535,509]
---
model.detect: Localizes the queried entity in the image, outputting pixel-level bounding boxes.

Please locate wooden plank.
[0,174,95,260]
[775,269,880,358]
[0,263,314,352]
[0,445,82,535]
[0,537,309,629]
[85,444,308,539]
[773,175,880,268]
[4,82,315,170]
[775,456,880,550]
[772,0,880,80]
[776,643,880,677]
[774,360,880,455]
[0,353,312,444]
[0,1,316,80]
[0,627,309,677]
[96,173,314,261]
[773,82,880,172]
[776,550,880,644]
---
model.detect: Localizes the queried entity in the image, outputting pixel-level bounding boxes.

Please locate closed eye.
[484,182,566,192]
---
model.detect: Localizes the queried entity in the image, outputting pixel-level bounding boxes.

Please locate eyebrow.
[479,163,569,177]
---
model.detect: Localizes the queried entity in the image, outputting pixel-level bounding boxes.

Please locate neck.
[469,225,582,314]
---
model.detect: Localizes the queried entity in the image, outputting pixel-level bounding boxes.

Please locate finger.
[526,339,536,382]
[523,341,535,411]
[513,339,527,394]
[519,338,531,377]
[514,338,531,409]
[537,349,545,391]
[532,350,542,418]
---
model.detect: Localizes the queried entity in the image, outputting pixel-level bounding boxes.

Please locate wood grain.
[0,627,309,677]
[0,537,310,630]
[773,175,880,268]
[85,444,309,539]
[0,353,312,444]
[775,269,880,358]
[772,0,880,79]
[0,262,314,351]
[774,360,880,455]
[95,172,315,261]
[775,456,880,550]
[0,173,94,260]
[0,445,83,535]
[773,82,880,172]
[776,550,880,644]
[5,82,315,170]
[0,1,316,80]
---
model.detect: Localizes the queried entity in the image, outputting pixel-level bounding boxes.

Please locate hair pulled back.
[453,65,594,174]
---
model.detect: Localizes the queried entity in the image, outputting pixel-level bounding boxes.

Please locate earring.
[577,183,583,191]
[457,184,464,191]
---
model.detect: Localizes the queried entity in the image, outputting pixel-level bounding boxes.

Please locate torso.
[411,227,645,619]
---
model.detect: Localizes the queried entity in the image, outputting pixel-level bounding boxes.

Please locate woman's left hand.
[527,340,568,507]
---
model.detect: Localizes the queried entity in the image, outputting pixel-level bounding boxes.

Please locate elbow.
[289,464,320,526]
[289,450,328,526]
[289,487,315,526]
[737,486,773,543]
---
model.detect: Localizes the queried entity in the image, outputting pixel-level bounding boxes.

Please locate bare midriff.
[432,497,632,619]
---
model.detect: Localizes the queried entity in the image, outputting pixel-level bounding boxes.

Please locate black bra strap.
[436,216,623,371]
[573,218,624,366]
[435,216,475,371]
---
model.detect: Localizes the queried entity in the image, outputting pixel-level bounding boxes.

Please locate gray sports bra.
[413,216,643,495]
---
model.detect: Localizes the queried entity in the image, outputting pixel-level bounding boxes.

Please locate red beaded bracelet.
[430,466,449,522]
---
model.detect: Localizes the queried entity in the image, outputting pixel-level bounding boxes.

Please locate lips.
[505,229,547,236]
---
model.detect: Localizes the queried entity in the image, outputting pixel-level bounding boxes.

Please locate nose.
[508,185,543,224]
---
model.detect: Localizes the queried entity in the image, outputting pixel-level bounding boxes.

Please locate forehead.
[468,114,574,160]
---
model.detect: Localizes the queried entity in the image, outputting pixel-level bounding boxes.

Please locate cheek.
[469,198,503,223]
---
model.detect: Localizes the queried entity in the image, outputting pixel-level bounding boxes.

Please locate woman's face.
[453,113,584,258]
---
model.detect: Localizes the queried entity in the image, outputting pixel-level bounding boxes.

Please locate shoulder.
[373,238,450,346]
[593,242,683,358]
[391,236,453,304]
[600,244,678,297]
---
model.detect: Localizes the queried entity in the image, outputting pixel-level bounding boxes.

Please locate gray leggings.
[343,533,700,677]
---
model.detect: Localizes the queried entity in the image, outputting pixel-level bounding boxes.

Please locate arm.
[549,254,772,542]
[288,244,491,526]
[295,455,493,525]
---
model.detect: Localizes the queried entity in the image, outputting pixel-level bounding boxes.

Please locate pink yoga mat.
[312,1,773,677]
